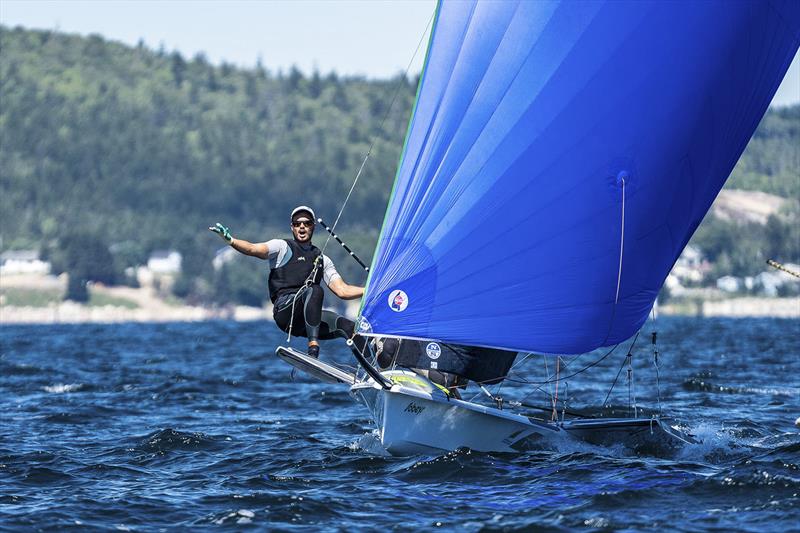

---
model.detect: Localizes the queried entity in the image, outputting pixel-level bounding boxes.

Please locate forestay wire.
[286,10,436,343]
[319,9,436,256]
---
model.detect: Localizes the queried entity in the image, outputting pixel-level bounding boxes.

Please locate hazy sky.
[1,0,798,105]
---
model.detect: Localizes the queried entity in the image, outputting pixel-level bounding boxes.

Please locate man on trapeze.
[209,206,368,359]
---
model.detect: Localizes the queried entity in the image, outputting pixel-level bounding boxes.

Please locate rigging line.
[543,352,553,405]
[526,342,621,386]
[552,356,561,420]
[468,372,559,407]
[501,378,554,400]
[516,334,632,405]
[515,341,621,406]
[285,259,322,342]
[767,259,800,278]
[627,356,632,414]
[493,351,536,398]
[652,329,662,416]
[346,337,391,389]
[283,286,304,343]
[629,349,638,418]
[509,351,536,373]
[650,304,661,414]
[603,355,628,407]
[320,9,436,255]
[507,400,593,419]
[601,330,640,407]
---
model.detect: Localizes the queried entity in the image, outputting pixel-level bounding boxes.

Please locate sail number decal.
[404,402,425,415]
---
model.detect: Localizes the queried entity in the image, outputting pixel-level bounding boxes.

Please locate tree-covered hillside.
[727,105,799,198]
[1,26,415,287]
[1,26,798,304]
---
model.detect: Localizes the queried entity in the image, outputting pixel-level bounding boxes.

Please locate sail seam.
[614,178,626,304]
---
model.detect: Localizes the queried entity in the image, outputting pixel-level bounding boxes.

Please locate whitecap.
[213,509,256,525]
[43,383,84,393]
[675,421,746,463]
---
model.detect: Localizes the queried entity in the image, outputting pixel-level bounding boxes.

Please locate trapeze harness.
[268,239,366,351]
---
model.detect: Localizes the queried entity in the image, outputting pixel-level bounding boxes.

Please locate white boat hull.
[273,347,694,456]
[352,381,561,455]
[351,370,694,456]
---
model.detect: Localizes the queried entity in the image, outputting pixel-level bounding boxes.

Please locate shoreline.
[0,274,274,324]
[0,302,270,324]
[1,274,797,324]
[1,297,797,325]
[658,296,799,319]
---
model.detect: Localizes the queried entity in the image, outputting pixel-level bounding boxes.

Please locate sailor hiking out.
[210,206,368,359]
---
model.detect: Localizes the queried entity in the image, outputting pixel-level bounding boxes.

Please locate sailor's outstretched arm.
[230,238,269,259]
[328,277,364,300]
[209,222,269,260]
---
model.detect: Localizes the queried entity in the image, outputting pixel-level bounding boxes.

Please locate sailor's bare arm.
[209,222,269,260]
[328,277,364,300]
[230,238,269,260]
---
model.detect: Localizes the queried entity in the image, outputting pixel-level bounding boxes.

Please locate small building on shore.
[0,250,51,275]
[147,250,182,274]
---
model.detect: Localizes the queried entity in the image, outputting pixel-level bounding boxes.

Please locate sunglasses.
[292,220,315,228]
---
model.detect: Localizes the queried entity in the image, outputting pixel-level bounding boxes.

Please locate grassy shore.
[0,274,266,323]
[1,286,138,309]
[1,274,796,324]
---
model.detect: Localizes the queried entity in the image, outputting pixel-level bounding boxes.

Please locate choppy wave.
[1,318,799,530]
[683,374,799,397]
[129,428,231,462]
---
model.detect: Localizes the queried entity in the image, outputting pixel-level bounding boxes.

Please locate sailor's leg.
[273,292,307,337]
[302,285,323,344]
[319,311,370,358]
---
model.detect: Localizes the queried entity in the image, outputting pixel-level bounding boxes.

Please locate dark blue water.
[2,317,798,530]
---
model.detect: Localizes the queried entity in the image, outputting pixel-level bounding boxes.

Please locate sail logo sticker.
[426,342,441,360]
[388,290,408,312]
[357,317,372,333]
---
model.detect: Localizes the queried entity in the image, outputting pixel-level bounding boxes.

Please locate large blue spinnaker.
[361,0,800,354]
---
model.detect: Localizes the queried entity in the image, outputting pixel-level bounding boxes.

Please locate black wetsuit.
[269,239,368,355]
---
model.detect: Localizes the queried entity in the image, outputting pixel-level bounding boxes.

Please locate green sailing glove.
[209,222,233,244]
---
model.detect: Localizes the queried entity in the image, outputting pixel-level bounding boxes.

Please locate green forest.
[1,26,798,305]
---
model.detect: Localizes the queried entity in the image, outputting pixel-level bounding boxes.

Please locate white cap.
[290,205,316,221]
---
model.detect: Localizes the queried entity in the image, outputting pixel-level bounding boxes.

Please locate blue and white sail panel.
[361,0,800,354]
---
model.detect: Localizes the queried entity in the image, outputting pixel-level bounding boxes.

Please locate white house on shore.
[665,245,712,295]
[135,250,183,289]
[716,275,740,293]
[716,264,799,296]
[147,250,182,274]
[671,245,708,283]
[0,250,51,275]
